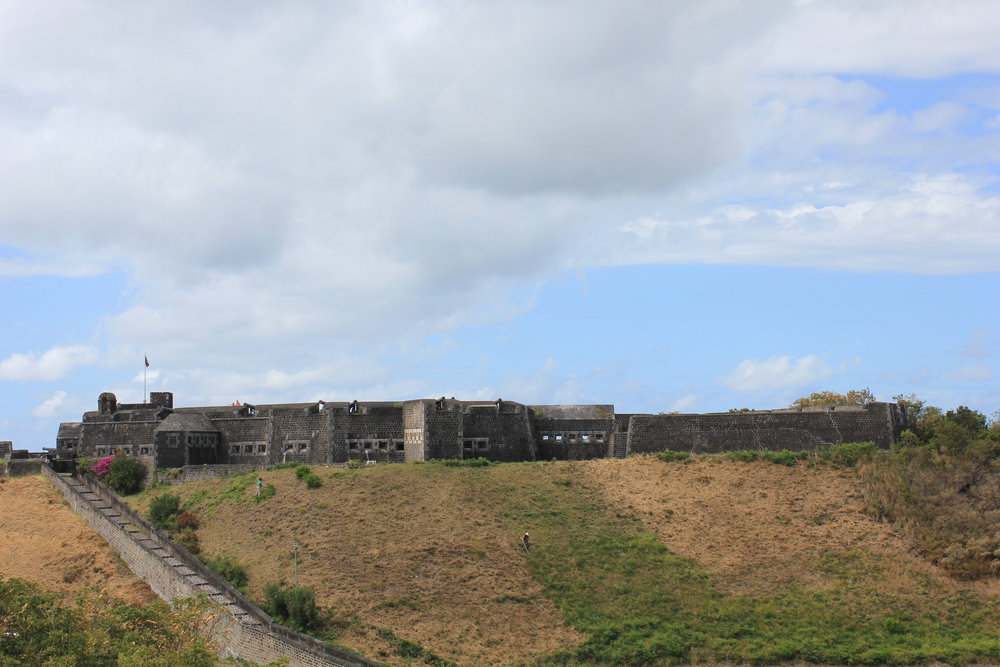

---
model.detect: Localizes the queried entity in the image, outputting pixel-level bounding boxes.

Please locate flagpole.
[144,355,148,405]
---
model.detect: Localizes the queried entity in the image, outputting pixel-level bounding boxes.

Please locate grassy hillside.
[130,458,1000,666]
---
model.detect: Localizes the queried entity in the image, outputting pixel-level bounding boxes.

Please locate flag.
[144,355,149,368]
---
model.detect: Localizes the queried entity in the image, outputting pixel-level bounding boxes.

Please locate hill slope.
[0,475,155,604]
[130,458,1000,666]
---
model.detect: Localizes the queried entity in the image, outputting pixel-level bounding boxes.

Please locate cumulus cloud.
[614,174,1000,274]
[0,0,998,414]
[0,346,98,382]
[32,391,67,418]
[720,355,833,392]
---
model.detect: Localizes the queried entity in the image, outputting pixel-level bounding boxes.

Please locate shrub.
[176,527,200,554]
[659,450,691,462]
[724,449,798,466]
[76,457,97,474]
[174,511,200,531]
[103,455,147,494]
[303,473,322,489]
[295,465,312,480]
[91,455,116,477]
[262,583,321,633]
[149,493,182,529]
[206,554,248,590]
[825,441,877,466]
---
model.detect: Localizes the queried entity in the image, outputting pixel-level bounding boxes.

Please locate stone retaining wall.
[42,466,380,667]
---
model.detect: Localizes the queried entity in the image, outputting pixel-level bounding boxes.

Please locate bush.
[174,511,200,531]
[206,555,248,590]
[295,465,312,480]
[176,527,200,554]
[149,493,182,529]
[303,473,322,488]
[262,583,321,633]
[91,455,116,477]
[724,449,798,466]
[103,455,147,495]
[824,441,877,466]
[659,450,691,462]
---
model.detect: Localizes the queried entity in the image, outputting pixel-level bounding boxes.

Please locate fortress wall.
[424,404,463,460]
[271,409,329,465]
[330,406,404,463]
[535,418,614,460]
[81,420,157,457]
[210,417,273,464]
[628,402,902,455]
[43,466,379,667]
[462,410,535,461]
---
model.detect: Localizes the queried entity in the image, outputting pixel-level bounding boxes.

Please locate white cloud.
[32,391,67,418]
[720,355,833,392]
[763,0,1000,77]
[0,346,98,382]
[613,174,1000,274]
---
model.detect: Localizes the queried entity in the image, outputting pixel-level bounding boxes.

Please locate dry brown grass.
[581,455,960,597]
[0,475,155,605]
[167,466,583,666]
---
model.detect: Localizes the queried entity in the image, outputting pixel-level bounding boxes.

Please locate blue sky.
[1,1,998,450]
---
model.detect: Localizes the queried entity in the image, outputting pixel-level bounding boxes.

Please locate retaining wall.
[42,466,380,667]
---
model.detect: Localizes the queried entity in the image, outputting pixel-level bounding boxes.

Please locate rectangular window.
[596,433,604,441]
[298,443,307,452]
[244,445,254,453]
[258,444,267,453]
[231,445,240,454]
[348,442,359,451]
[581,434,589,441]
[395,441,404,451]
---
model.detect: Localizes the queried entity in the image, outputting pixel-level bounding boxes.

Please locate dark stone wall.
[270,408,328,465]
[424,403,463,460]
[628,402,903,454]
[462,406,535,461]
[535,418,614,460]
[80,420,157,458]
[211,417,273,464]
[330,405,404,463]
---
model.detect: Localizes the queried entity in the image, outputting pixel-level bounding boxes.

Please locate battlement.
[56,392,904,469]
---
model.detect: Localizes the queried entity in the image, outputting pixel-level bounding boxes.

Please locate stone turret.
[98,392,118,414]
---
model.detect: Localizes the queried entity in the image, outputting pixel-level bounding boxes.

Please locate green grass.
[452,461,1000,665]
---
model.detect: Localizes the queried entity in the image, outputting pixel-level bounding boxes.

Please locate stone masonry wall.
[627,402,903,455]
[42,466,380,667]
[462,408,535,461]
[535,418,615,460]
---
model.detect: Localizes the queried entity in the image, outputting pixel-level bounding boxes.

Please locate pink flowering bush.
[91,456,116,477]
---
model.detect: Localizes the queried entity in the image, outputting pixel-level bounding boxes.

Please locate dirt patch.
[0,476,155,604]
[582,455,959,597]
[185,466,583,666]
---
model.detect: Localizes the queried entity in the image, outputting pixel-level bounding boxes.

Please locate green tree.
[149,492,182,529]
[791,388,875,408]
[103,455,147,495]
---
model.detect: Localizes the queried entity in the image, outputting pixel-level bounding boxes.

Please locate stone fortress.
[55,391,906,469]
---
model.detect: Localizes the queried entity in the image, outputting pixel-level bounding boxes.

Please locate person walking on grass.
[256,477,263,496]
[522,532,531,553]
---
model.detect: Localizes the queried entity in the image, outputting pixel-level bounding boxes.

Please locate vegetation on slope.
[861,399,1000,578]
[131,456,1000,666]
[0,577,218,666]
